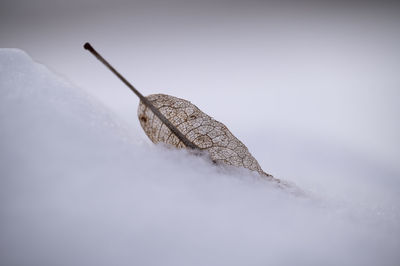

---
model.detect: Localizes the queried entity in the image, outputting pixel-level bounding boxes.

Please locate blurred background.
[1,0,399,184]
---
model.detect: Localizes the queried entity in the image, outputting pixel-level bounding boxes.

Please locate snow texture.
[1,49,399,266]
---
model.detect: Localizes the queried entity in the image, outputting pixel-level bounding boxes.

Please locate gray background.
[1,0,400,183]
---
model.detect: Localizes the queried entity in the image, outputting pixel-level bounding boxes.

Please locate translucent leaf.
[138,94,275,179]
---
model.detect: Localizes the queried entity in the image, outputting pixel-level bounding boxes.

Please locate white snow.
[0,49,399,266]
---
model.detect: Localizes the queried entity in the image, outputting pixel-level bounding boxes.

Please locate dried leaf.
[83,43,287,186]
[138,94,276,180]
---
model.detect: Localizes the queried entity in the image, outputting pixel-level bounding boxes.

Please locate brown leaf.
[83,43,295,190]
[138,94,276,180]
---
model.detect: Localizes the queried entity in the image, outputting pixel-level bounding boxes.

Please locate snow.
[0,49,399,266]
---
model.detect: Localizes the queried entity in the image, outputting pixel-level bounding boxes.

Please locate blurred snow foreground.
[0,49,399,266]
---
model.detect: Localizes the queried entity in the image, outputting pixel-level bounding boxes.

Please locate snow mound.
[0,49,399,266]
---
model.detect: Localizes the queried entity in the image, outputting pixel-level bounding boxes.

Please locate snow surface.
[0,49,399,266]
